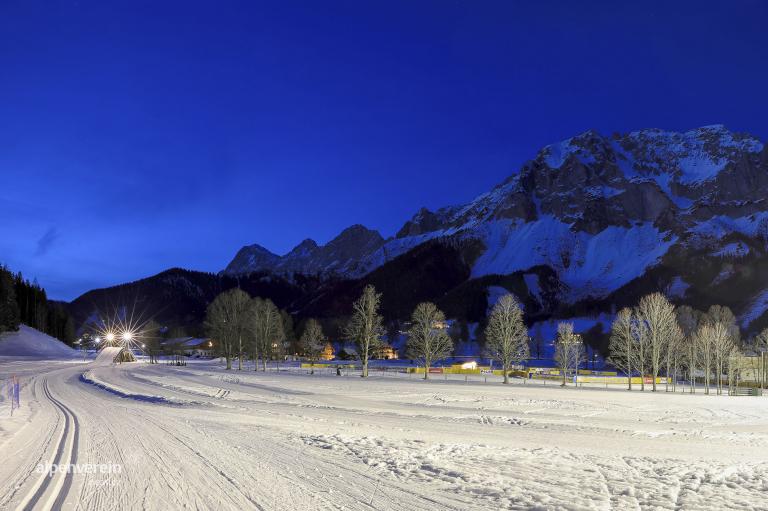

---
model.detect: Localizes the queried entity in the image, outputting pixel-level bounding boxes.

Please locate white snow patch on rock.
[740,290,768,328]
[667,276,690,298]
[471,217,675,301]
[712,242,750,258]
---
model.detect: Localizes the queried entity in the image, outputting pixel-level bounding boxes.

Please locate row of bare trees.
[608,293,740,394]
[207,286,753,394]
[205,289,286,370]
[291,286,532,382]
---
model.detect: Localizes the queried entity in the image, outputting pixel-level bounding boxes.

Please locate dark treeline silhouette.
[0,264,75,344]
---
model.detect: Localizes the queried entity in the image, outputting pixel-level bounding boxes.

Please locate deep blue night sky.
[2,1,767,300]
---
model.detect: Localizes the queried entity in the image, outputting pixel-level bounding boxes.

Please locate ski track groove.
[15,377,79,511]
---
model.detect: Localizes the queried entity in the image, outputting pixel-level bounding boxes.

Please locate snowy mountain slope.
[224,125,768,306]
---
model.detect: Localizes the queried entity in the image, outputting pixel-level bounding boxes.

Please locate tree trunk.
[717,361,723,395]
[705,360,710,394]
[424,362,430,380]
[503,363,509,384]
[362,357,368,378]
[225,356,232,370]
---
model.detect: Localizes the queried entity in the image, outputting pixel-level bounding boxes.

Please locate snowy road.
[1,359,767,510]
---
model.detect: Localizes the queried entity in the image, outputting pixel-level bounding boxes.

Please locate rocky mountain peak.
[288,239,319,257]
[329,224,383,246]
[225,243,280,275]
[224,125,768,313]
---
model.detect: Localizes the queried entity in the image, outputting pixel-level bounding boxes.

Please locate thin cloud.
[35,227,59,256]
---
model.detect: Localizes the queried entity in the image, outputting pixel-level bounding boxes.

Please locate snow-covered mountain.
[224,125,768,323]
[225,224,385,276]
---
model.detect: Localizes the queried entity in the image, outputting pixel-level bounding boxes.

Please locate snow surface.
[471,217,675,300]
[712,242,750,258]
[0,325,80,359]
[522,273,541,303]
[3,353,767,510]
[740,289,768,328]
[91,346,128,366]
[667,276,690,299]
[692,211,768,240]
[542,137,596,168]
[618,125,763,185]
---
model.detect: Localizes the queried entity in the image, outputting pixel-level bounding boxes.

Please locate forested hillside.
[0,265,76,344]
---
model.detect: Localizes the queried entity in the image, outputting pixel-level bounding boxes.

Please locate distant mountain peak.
[223,224,385,277]
[288,238,319,257]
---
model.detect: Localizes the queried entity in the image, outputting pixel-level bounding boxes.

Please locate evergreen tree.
[0,266,20,333]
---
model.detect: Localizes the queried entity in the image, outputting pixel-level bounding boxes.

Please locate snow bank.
[80,370,201,405]
[0,325,79,359]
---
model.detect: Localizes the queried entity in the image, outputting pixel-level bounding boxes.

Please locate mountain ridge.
[70,124,768,339]
[224,125,767,305]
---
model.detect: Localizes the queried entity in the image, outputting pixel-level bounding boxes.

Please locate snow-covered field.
[1,331,768,510]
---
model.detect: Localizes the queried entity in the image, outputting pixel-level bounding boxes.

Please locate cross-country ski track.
[1,359,768,510]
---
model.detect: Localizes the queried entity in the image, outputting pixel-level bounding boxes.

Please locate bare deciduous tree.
[344,285,384,378]
[677,305,702,393]
[608,308,635,390]
[704,305,740,344]
[694,323,716,394]
[484,294,529,384]
[406,302,453,379]
[205,288,252,370]
[711,321,736,395]
[300,318,326,374]
[753,328,768,352]
[635,293,680,392]
[251,297,284,371]
[554,322,584,386]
